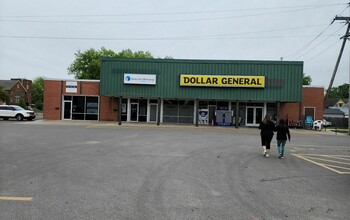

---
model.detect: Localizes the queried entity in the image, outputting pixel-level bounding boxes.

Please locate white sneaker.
[265,154,269,158]
[263,150,267,156]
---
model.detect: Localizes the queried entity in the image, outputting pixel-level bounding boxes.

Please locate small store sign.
[66,81,77,93]
[124,74,156,85]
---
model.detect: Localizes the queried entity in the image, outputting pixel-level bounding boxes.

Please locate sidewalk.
[27,119,349,136]
[289,127,349,136]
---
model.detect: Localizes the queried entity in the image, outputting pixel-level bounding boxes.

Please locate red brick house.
[0,78,32,106]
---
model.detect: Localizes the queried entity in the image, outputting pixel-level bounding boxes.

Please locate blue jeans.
[277,140,287,155]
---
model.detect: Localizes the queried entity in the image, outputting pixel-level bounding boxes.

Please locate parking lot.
[0,120,349,220]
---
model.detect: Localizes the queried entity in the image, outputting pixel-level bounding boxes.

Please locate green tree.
[329,83,349,99]
[303,74,312,85]
[18,99,26,109]
[0,86,9,103]
[68,48,154,79]
[32,76,44,110]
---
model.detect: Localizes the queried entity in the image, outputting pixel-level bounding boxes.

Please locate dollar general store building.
[43,58,324,127]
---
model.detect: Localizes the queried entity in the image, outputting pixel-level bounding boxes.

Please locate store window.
[267,103,277,121]
[86,97,99,120]
[121,99,128,121]
[138,99,147,122]
[64,95,99,120]
[163,100,194,124]
[217,101,228,110]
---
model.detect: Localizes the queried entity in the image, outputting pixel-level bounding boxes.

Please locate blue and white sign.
[124,74,156,85]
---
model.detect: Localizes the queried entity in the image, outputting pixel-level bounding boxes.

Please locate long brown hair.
[263,114,271,124]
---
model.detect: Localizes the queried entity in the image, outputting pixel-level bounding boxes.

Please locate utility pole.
[324,15,350,135]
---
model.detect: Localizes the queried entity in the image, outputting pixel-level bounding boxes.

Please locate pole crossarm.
[324,17,350,106]
[333,16,350,21]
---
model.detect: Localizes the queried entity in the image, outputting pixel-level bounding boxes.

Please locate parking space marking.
[293,154,350,174]
[0,196,32,201]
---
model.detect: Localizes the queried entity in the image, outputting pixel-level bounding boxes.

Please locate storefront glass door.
[246,107,263,126]
[130,103,138,122]
[208,105,216,125]
[63,101,72,120]
[150,104,158,122]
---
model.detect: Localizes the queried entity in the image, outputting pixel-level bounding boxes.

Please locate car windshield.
[13,106,25,111]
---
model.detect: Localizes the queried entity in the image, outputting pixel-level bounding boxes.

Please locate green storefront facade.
[100,58,303,126]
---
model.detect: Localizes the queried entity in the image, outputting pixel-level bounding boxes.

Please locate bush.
[18,99,26,109]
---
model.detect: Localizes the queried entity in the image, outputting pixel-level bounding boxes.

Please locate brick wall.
[43,80,63,120]
[99,96,118,121]
[279,102,300,122]
[43,80,118,120]
[77,81,99,95]
[279,86,324,122]
[302,86,324,120]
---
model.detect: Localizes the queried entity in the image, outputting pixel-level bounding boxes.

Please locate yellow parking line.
[0,196,32,201]
[290,144,315,147]
[324,155,350,160]
[338,171,350,174]
[297,154,350,157]
[301,156,350,166]
[325,164,350,171]
[293,154,344,174]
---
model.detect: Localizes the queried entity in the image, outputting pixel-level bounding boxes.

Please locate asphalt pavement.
[0,119,349,220]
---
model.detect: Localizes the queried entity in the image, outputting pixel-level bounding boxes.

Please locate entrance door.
[130,103,138,122]
[150,104,158,122]
[63,101,72,120]
[304,107,315,120]
[246,107,263,126]
[208,105,216,124]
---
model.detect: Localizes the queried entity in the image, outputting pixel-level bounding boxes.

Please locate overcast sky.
[0,0,349,87]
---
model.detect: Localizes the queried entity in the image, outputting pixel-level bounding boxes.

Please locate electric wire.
[305,40,341,62]
[0,3,345,18]
[284,3,350,60]
[0,24,334,41]
[284,24,332,60]
[294,24,347,60]
[0,5,344,24]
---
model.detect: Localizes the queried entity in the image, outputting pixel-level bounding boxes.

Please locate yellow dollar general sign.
[180,75,265,88]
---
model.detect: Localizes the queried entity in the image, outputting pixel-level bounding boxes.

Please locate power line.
[305,40,341,62]
[0,3,345,18]
[0,24,335,41]
[294,24,347,60]
[0,34,339,41]
[284,3,350,60]
[284,24,332,60]
[0,5,344,24]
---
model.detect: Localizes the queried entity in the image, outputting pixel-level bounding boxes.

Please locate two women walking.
[258,114,291,158]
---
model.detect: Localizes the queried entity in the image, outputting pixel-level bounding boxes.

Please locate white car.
[323,119,332,127]
[312,119,332,130]
[0,105,36,121]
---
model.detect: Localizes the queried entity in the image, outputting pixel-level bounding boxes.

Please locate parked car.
[0,105,36,121]
[323,119,332,127]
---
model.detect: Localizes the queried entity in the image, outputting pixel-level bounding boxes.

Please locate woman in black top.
[258,114,275,158]
[275,119,291,158]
